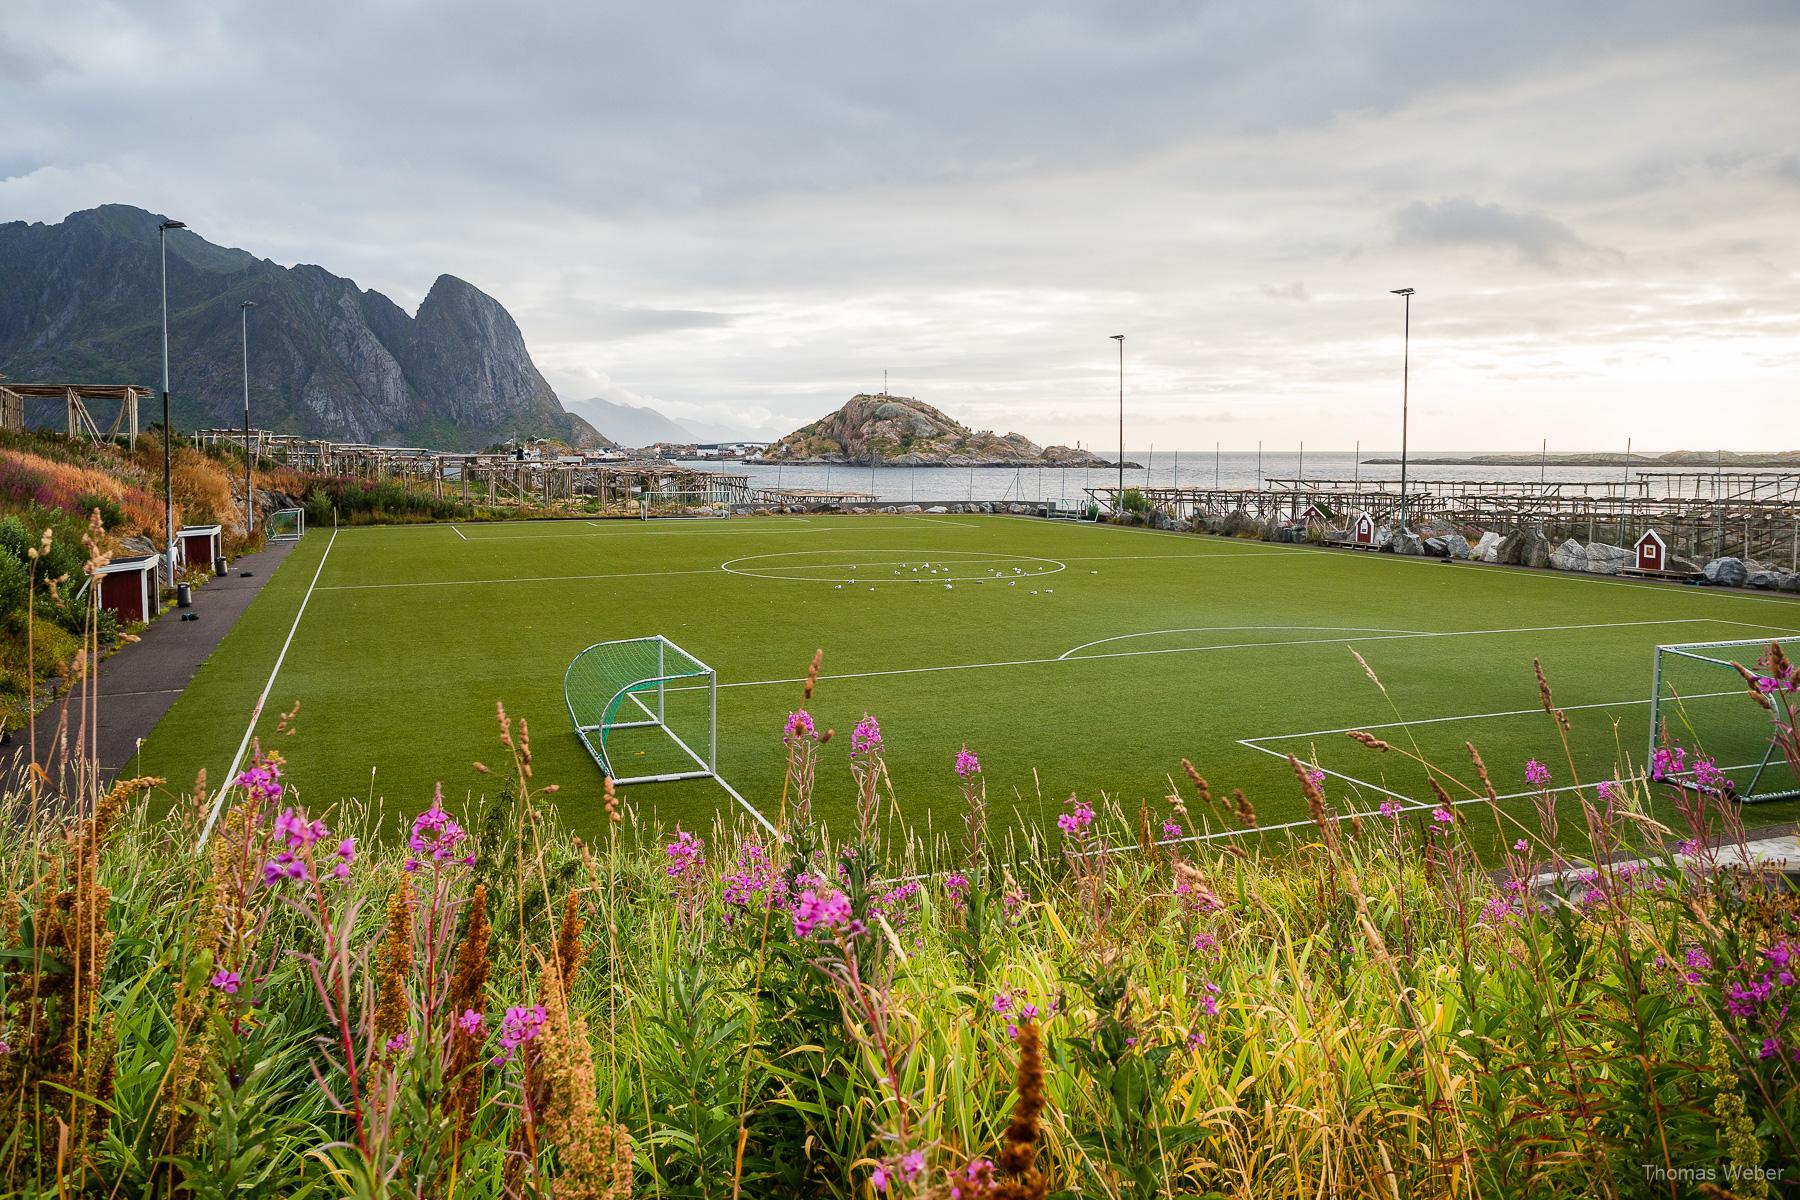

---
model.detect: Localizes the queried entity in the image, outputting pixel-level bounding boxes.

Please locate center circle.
[719,548,1067,584]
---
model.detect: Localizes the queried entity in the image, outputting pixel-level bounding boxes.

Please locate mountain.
[565,397,698,447]
[764,393,1129,466]
[0,205,610,450]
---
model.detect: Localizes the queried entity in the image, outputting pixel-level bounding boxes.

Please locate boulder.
[1582,542,1634,575]
[1781,572,1800,594]
[1222,509,1257,537]
[1747,570,1784,590]
[1390,529,1425,556]
[1422,536,1451,558]
[1473,531,1503,562]
[1550,539,1589,572]
[1374,525,1395,548]
[925,505,948,514]
[1441,533,1473,560]
[895,504,922,513]
[1499,526,1551,568]
[1418,517,1458,537]
[1703,557,1748,587]
[1668,553,1702,574]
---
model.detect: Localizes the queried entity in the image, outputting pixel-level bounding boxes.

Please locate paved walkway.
[5,538,297,782]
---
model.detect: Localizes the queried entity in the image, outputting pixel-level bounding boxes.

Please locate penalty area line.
[196,527,339,849]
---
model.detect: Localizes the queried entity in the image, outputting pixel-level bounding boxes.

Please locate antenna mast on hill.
[883,369,888,398]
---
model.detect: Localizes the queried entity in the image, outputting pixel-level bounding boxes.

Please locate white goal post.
[267,507,305,541]
[1649,636,1800,802]
[565,635,717,785]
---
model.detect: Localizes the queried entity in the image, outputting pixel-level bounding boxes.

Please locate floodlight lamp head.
[1390,287,1414,296]
[1110,334,1124,341]
[159,220,187,231]
[241,300,256,309]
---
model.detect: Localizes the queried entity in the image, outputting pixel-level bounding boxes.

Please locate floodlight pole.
[1391,287,1414,531]
[241,300,255,536]
[159,219,187,589]
[1111,334,1125,511]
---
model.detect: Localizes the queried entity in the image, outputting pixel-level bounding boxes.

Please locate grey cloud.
[1393,197,1590,267]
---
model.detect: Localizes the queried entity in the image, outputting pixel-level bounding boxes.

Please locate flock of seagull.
[824,559,1099,594]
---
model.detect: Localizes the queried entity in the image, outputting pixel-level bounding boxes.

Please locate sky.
[3,1,1797,450]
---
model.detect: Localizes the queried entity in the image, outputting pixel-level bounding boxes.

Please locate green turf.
[137,513,1800,844]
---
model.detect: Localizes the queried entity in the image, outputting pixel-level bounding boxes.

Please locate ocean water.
[688,451,1746,504]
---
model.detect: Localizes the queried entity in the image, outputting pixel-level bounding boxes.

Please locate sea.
[685,450,1762,504]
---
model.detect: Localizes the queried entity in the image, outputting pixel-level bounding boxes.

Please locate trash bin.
[214,555,228,577]
[177,582,192,608]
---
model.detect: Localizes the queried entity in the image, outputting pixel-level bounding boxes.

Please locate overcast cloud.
[3,1,1796,448]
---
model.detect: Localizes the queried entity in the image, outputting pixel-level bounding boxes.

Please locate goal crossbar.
[565,635,717,784]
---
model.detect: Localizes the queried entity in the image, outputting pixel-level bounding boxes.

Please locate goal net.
[639,489,731,520]
[565,636,717,784]
[1045,497,1099,521]
[267,507,305,541]
[1650,637,1800,802]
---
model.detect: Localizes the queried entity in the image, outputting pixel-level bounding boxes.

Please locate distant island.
[1363,450,1800,468]
[764,393,1139,467]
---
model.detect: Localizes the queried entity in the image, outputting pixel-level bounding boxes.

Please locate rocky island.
[764,393,1138,467]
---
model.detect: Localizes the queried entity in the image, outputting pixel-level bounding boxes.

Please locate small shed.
[178,524,222,571]
[91,554,160,625]
[1635,529,1668,573]
[1352,513,1375,545]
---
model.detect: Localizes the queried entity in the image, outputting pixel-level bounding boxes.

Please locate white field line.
[451,525,468,541]
[1060,550,1318,562]
[458,527,832,541]
[1057,624,1430,659]
[315,566,722,592]
[666,617,1747,693]
[196,528,340,849]
[890,513,980,529]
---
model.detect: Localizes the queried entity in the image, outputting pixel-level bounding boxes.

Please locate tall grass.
[2,569,1798,1196]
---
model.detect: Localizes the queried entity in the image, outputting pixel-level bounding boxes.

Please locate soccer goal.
[639,489,731,520]
[565,636,717,784]
[1649,637,1800,802]
[1045,497,1099,522]
[267,507,305,541]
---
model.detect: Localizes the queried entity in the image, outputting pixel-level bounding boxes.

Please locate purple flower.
[1378,799,1403,820]
[1524,760,1551,788]
[458,1008,485,1037]
[492,1003,548,1065]
[234,757,284,805]
[784,709,815,743]
[1512,839,1529,853]
[386,1031,412,1054]
[954,745,981,777]
[408,788,471,866]
[210,969,241,994]
[851,713,883,758]
[1693,757,1728,792]
[665,828,705,878]
[1162,821,1183,840]
[1431,806,1455,828]
[262,851,309,886]
[791,887,863,939]
[273,806,328,852]
[1057,799,1095,836]
[1306,768,1326,790]
[1651,745,1686,782]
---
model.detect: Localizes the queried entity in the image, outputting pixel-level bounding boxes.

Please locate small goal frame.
[565,635,717,785]
[1045,497,1099,522]
[1649,636,1800,803]
[267,507,305,541]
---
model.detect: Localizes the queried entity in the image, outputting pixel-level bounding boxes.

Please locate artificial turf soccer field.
[137,513,1800,846]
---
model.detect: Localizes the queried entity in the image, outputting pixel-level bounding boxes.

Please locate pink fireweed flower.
[330,837,356,880]
[1651,745,1686,781]
[1431,806,1455,828]
[234,757,284,805]
[954,745,981,777]
[262,851,309,886]
[210,969,241,994]
[406,789,471,869]
[1693,757,1728,792]
[790,887,864,939]
[1524,759,1551,788]
[1306,768,1326,790]
[491,1004,548,1065]
[665,828,705,878]
[273,807,328,852]
[386,1031,412,1054]
[1162,821,1183,840]
[1379,799,1404,820]
[1057,799,1095,836]
[1513,839,1529,853]
[458,1008,485,1037]
[784,709,816,743]
[850,713,883,758]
